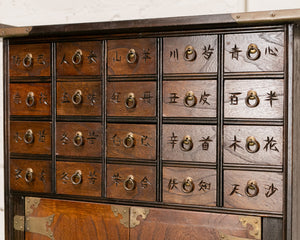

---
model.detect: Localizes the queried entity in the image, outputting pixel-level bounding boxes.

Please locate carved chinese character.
[199,91,210,105]
[168,178,179,190]
[88,171,97,184]
[112,173,122,186]
[40,169,46,184]
[13,92,22,104]
[170,49,179,60]
[37,54,46,65]
[168,132,178,149]
[140,91,153,104]
[229,136,243,151]
[88,51,97,64]
[265,183,278,198]
[112,134,121,146]
[39,92,48,105]
[113,51,121,62]
[198,180,211,192]
[202,45,214,60]
[230,184,242,196]
[15,168,22,180]
[263,137,279,152]
[87,131,99,144]
[199,136,213,150]
[141,176,151,188]
[61,92,70,103]
[60,54,69,64]
[61,133,70,145]
[229,92,242,105]
[169,93,179,104]
[265,91,278,107]
[142,49,151,62]
[111,92,121,103]
[87,93,97,106]
[14,132,22,143]
[38,129,46,142]
[230,44,242,60]
[265,46,278,56]
[141,135,151,147]
[61,172,69,184]
[12,55,21,66]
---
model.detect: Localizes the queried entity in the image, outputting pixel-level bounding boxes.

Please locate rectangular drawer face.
[56,81,101,116]
[107,124,156,160]
[56,122,101,158]
[224,32,284,72]
[56,161,101,197]
[107,81,156,117]
[10,159,51,193]
[162,124,216,163]
[56,41,101,76]
[163,35,218,74]
[224,170,283,213]
[224,79,284,119]
[10,83,51,116]
[10,121,51,155]
[107,164,156,201]
[163,167,216,206]
[9,43,51,77]
[163,80,217,118]
[107,38,156,76]
[224,125,283,166]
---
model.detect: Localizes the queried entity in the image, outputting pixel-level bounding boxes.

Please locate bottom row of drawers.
[10,159,282,213]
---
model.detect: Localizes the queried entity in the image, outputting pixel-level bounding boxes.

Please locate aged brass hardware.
[124,175,136,191]
[72,49,83,65]
[24,129,34,144]
[25,168,34,183]
[183,45,197,61]
[126,49,137,64]
[72,90,82,105]
[123,132,135,148]
[25,92,35,107]
[182,177,195,193]
[247,43,261,61]
[180,135,193,152]
[245,180,259,197]
[73,131,84,147]
[245,90,260,108]
[183,91,197,107]
[111,205,130,228]
[23,53,33,68]
[245,136,260,153]
[125,93,136,109]
[71,170,82,185]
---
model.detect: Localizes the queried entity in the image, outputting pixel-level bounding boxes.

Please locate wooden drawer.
[107,81,156,117]
[10,159,51,193]
[224,79,284,119]
[56,161,101,197]
[9,43,51,77]
[163,80,217,118]
[107,38,156,76]
[163,35,218,74]
[107,124,156,160]
[224,31,284,72]
[162,124,216,163]
[56,81,101,116]
[10,121,51,155]
[224,170,283,213]
[57,41,101,76]
[10,83,51,116]
[224,125,283,166]
[56,122,101,158]
[163,166,216,206]
[107,164,156,201]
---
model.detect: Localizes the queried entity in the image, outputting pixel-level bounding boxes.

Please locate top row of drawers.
[9,32,284,77]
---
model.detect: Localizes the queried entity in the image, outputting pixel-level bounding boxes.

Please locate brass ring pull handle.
[123,175,136,191]
[245,136,260,153]
[180,135,193,152]
[23,53,33,68]
[24,129,34,144]
[245,180,259,197]
[125,93,136,109]
[183,45,197,61]
[126,49,137,64]
[72,90,82,105]
[24,168,34,183]
[245,90,260,108]
[71,170,82,185]
[247,43,261,61]
[25,92,35,107]
[123,132,135,148]
[182,177,195,193]
[73,131,84,147]
[72,49,83,65]
[183,91,197,107]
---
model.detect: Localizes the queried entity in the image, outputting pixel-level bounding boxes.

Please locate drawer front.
[10,159,51,193]
[163,167,216,206]
[56,122,101,158]
[10,121,51,155]
[107,81,156,117]
[107,38,156,76]
[10,83,51,116]
[163,35,218,74]
[224,32,284,72]
[9,43,51,77]
[57,41,101,76]
[163,80,217,118]
[224,125,283,166]
[163,124,216,163]
[56,161,101,197]
[57,81,101,116]
[107,164,156,201]
[224,170,283,212]
[224,79,284,119]
[107,124,156,160]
